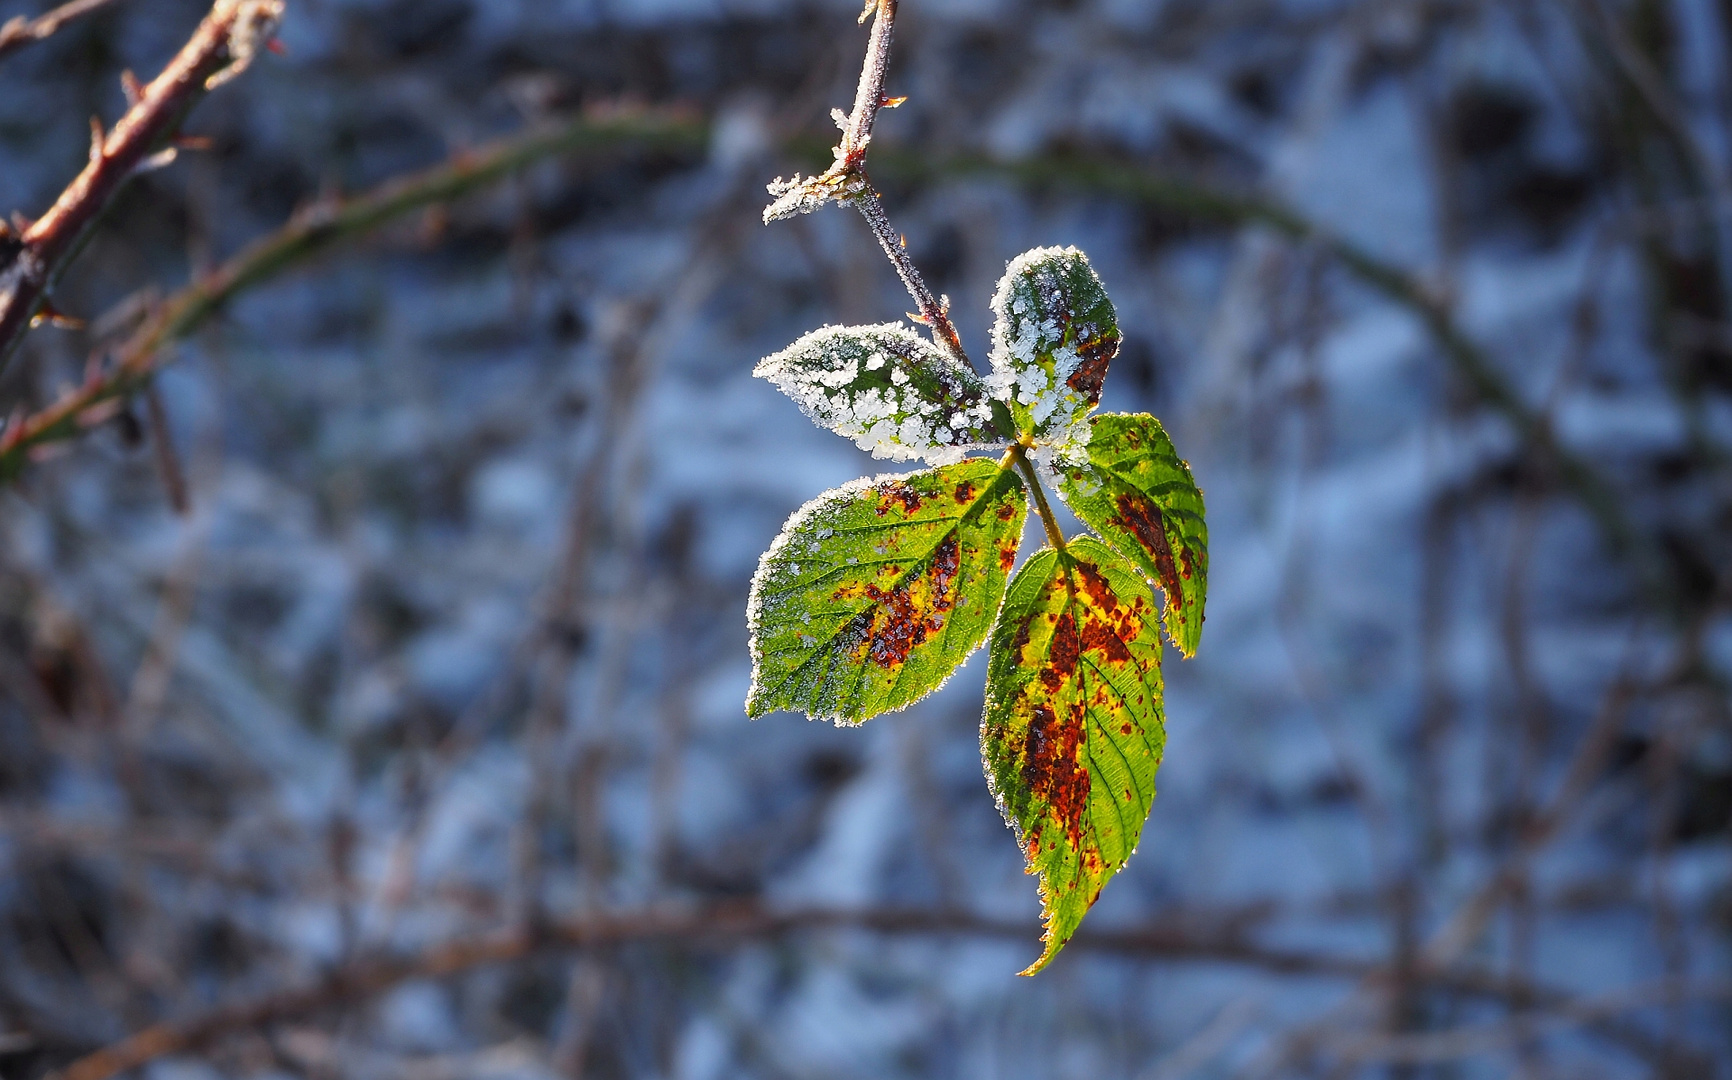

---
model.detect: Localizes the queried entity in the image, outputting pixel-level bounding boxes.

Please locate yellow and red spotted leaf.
[1055,413,1208,656]
[981,537,1165,974]
[747,458,1027,724]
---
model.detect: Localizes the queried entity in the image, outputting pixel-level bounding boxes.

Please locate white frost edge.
[984,245,1104,441]
[755,323,1004,464]
[746,468,1012,726]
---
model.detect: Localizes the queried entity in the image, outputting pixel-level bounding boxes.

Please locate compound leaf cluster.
[748,245,1208,973]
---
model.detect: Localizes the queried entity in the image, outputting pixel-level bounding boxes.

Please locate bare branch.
[0,107,703,481]
[48,901,1592,1080]
[0,0,128,62]
[1332,977,1732,1065]
[0,0,285,375]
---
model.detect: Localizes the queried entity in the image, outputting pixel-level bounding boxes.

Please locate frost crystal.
[755,323,1005,463]
[763,170,866,223]
[984,246,1120,444]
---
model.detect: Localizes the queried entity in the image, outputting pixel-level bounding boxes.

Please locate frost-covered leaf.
[981,537,1165,974]
[755,323,1005,464]
[1056,414,1208,656]
[985,247,1120,449]
[748,459,1027,724]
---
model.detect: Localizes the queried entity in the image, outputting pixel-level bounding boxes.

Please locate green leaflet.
[754,323,1004,465]
[1056,414,1209,657]
[985,247,1120,449]
[981,537,1166,975]
[748,458,1027,724]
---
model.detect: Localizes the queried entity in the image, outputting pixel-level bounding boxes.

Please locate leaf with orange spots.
[747,458,1027,724]
[1055,413,1208,657]
[981,537,1165,974]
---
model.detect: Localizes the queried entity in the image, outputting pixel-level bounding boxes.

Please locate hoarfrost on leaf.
[754,323,1006,463]
[985,247,1120,444]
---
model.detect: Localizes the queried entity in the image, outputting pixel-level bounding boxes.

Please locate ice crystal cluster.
[754,323,1002,464]
[755,247,1122,468]
[985,246,1120,463]
[763,171,864,223]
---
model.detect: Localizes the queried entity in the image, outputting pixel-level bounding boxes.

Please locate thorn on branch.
[30,299,83,330]
[131,147,179,176]
[0,0,285,377]
[120,69,142,106]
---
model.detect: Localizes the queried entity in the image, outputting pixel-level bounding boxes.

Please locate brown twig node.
[761,0,969,366]
[0,0,285,375]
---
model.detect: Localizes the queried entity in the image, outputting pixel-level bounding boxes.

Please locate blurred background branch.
[0,0,126,62]
[0,0,1727,1077]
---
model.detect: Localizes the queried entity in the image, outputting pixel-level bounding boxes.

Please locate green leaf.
[985,247,1120,447]
[1055,414,1208,656]
[754,323,1004,464]
[748,458,1027,724]
[981,537,1165,975]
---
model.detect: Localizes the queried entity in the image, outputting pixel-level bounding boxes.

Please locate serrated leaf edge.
[746,462,1026,725]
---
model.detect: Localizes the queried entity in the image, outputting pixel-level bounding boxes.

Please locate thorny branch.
[0,0,284,375]
[0,108,702,480]
[0,0,128,61]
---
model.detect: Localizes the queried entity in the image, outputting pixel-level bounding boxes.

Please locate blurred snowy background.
[0,0,1728,1077]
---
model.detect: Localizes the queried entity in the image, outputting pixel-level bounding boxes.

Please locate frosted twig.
[0,0,285,374]
[763,0,968,366]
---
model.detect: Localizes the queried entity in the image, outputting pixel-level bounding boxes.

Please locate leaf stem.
[1010,443,1066,554]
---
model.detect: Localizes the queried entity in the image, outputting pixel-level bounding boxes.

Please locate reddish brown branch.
[0,0,283,373]
[0,0,128,61]
[50,901,1577,1080]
